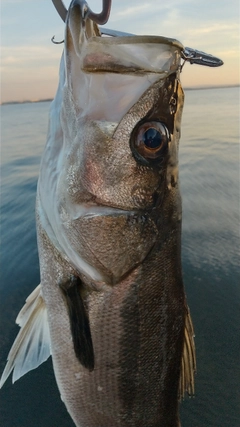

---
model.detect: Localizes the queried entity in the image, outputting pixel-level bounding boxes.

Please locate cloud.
[218,49,239,57]
[1,0,31,3]
[1,44,61,67]
[116,3,150,17]
[2,56,18,65]
[183,23,239,36]
[0,44,62,99]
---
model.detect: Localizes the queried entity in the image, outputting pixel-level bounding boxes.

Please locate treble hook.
[52,0,112,24]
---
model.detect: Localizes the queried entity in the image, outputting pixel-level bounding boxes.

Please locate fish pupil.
[130,120,170,165]
[143,128,162,149]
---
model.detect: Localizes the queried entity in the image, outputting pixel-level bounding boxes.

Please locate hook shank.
[52,0,112,24]
[87,0,112,25]
[52,0,67,22]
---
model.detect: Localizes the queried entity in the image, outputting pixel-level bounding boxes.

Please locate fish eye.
[131,121,170,164]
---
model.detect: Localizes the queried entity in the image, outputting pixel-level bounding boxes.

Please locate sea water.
[0,87,239,427]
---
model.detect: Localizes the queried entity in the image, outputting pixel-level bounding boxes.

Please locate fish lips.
[66,206,158,286]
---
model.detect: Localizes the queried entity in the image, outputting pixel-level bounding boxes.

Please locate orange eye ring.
[131,121,170,165]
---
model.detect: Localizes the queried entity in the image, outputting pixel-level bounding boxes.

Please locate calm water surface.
[0,87,239,426]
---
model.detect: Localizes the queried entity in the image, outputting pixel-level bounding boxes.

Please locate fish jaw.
[63,1,183,123]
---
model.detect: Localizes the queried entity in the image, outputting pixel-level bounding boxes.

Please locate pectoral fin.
[60,276,94,371]
[0,284,51,388]
[179,306,196,399]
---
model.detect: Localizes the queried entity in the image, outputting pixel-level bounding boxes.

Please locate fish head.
[38,1,184,286]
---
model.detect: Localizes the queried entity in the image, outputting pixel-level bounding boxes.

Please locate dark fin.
[179,305,196,399]
[60,277,94,371]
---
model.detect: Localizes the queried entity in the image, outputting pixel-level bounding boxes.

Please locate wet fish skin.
[37,208,185,427]
[35,68,186,426]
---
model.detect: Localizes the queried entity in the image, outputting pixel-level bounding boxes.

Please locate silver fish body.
[0,1,196,426]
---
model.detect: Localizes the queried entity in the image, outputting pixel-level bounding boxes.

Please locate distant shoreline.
[0,98,54,106]
[1,85,239,106]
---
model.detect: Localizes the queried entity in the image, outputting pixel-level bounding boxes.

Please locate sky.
[1,0,239,103]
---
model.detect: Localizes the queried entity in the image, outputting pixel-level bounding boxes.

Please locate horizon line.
[1,84,239,106]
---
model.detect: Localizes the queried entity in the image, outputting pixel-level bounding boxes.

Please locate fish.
[0,1,197,426]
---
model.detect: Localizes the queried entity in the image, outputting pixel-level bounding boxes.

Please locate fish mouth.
[68,202,136,221]
[62,1,183,123]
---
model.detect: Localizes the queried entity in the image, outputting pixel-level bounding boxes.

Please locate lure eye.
[131,121,170,163]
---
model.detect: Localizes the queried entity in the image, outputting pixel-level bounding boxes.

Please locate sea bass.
[0,1,197,426]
